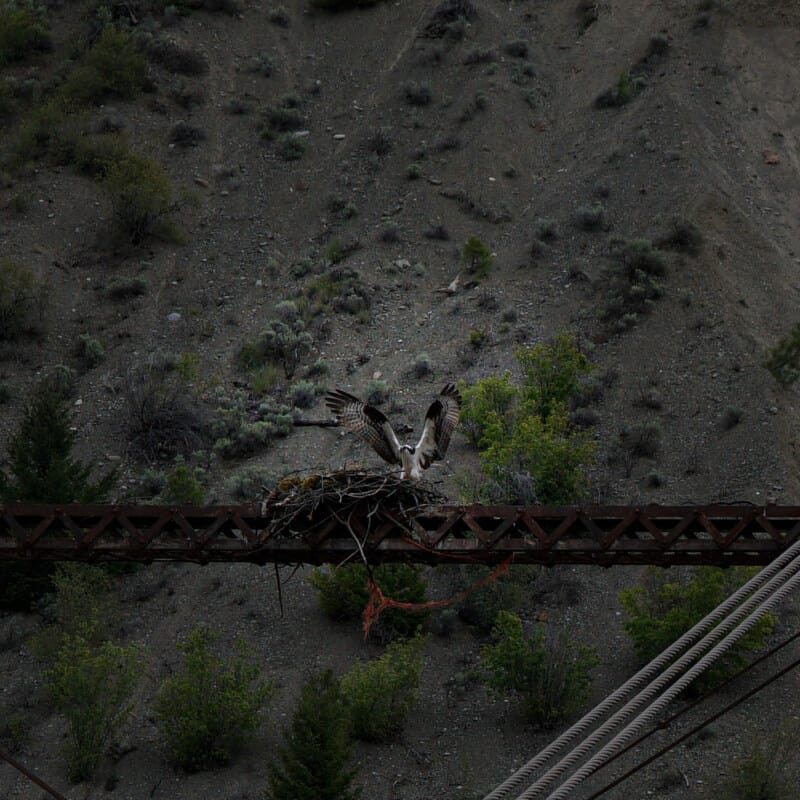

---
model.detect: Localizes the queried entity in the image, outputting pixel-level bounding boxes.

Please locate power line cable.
[586,649,800,799]
[482,536,800,800]
[580,626,800,787]
[537,562,800,799]
[0,745,68,800]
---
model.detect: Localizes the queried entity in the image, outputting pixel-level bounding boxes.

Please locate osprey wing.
[415,383,462,467]
[325,389,401,466]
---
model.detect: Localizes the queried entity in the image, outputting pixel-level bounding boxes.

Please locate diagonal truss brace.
[1,503,800,566]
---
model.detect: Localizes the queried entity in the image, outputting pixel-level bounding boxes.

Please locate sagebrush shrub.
[239,318,312,378]
[46,631,142,782]
[480,611,599,726]
[154,626,273,771]
[620,567,775,691]
[76,333,105,369]
[602,238,666,330]
[212,391,293,458]
[340,633,427,741]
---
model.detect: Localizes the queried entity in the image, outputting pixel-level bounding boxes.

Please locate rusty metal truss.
[1,503,800,567]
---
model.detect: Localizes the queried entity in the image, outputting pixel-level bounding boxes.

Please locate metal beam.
[1,503,799,566]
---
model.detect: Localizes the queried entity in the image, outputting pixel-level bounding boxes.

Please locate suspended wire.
[483,537,800,800]
[537,562,800,800]
[0,746,68,800]
[583,626,800,788]
[586,649,800,799]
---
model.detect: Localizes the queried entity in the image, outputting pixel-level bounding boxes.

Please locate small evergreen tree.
[266,669,360,800]
[1,386,116,503]
[462,236,494,281]
[0,386,116,610]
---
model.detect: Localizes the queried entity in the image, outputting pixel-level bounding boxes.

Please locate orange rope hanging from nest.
[362,554,515,639]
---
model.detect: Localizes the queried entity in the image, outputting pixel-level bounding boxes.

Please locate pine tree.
[0,386,117,610]
[266,670,361,800]
[2,386,116,503]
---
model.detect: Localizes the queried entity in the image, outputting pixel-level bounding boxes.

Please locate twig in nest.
[259,469,445,541]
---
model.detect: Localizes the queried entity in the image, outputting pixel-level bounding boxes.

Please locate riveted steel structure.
[1,503,799,566]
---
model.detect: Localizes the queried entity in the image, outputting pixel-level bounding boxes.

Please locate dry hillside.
[2,0,800,798]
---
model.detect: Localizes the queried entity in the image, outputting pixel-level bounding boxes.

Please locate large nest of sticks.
[260,469,445,541]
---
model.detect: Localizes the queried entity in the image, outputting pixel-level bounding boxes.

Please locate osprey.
[325,383,462,481]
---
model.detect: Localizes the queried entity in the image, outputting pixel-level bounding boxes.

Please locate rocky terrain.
[2,0,800,797]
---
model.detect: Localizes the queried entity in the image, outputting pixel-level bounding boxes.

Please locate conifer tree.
[0,386,116,610]
[266,669,361,800]
[2,386,116,503]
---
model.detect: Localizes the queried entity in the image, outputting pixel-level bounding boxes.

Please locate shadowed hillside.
[2,0,800,797]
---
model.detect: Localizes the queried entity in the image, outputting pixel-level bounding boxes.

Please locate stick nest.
[260,469,445,540]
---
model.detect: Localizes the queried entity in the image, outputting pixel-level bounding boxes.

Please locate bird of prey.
[325,383,462,481]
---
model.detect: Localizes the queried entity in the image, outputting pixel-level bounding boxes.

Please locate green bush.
[459,333,595,504]
[12,101,69,164]
[459,373,517,446]
[340,633,427,742]
[103,153,179,245]
[45,631,142,782]
[480,611,599,727]
[72,132,131,178]
[595,70,643,108]
[212,391,293,458]
[32,563,118,659]
[0,2,51,67]
[267,669,361,800]
[452,564,545,633]
[462,235,493,281]
[162,461,205,504]
[278,132,305,161]
[0,257,40,341]
[0,709,31,754]
[717,729,797,800]
[76,333,105,369]
[60,27,147,107]
[602,238,666,331]
[154,626,273,771]
[620,567,775,691]
[309,563,429,642]
[239,317,312,379]
[764,322,800,387]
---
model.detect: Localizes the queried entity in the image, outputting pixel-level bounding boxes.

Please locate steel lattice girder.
[1,503,799,566]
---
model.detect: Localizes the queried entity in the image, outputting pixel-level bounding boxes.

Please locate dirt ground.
[2,0,800,797]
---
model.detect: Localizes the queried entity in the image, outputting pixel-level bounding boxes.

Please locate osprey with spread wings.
[325,383,462,481]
